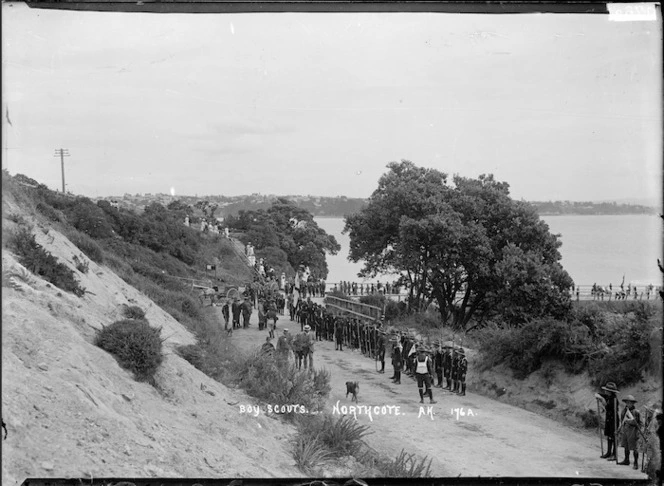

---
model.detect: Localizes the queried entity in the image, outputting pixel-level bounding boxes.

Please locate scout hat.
[457,348,465,355]
[602,382,619,393]
[622,395,637,403]
[304,325,311,331]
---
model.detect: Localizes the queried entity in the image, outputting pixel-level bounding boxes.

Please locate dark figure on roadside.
[443,345,452,390]
[257,299,266,331]
[288,294,295,321]
[292,331,307,370]
[434,341,443,387]
[451,348,460,393]
[391,338,402,384]
[267,298,278,327]
[335,321,344,351]
[455,348,467,396]
[231,298,242,329]
[221,300,230,331]
[377,332,386,373]
[618,395,642,469]
[302,325,315,371]
[241,298,252,329]
[415,347,436,404]
[595,382,619,460]
[276,329,292,368]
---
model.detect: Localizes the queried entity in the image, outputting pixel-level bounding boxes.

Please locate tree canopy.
[344,160,573,329]
[226,198,341,280]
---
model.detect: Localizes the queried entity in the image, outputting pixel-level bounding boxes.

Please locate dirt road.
[218,304,646,479]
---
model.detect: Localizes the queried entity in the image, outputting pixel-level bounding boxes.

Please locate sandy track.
[218,305,646,479]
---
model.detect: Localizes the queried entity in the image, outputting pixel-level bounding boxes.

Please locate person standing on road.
[618,395,642,469]
[377,331,386,373]
[276,329,292,368]
[433,341,443,387]
[221,299,230,331]
[442,345,453,390]
[391,337,403,385]
[450,347,460,393]
[231,298,242,329]
[302,324,314,371]
[241,298,252,329]
[415,347,436,404]
[334,319,344,351]
[595,381,620,461]
[455,348,467,396]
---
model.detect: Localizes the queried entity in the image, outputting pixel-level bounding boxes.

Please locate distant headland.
[94,193,659,218]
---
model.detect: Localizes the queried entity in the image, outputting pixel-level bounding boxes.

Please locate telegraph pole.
[53,148,70,193]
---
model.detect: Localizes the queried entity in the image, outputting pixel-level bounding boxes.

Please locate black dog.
[345,381,359,402]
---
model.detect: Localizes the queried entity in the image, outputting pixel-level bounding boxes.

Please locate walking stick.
[614,397,620,465]
[596,398,604,456]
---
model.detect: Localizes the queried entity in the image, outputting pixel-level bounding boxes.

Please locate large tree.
[228,198,341,280]
[344,160,573,329]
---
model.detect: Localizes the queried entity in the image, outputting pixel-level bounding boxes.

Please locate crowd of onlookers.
[575,283,660,301]
[332,280,403,296]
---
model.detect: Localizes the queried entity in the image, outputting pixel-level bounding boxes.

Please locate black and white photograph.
[2,1,662,483]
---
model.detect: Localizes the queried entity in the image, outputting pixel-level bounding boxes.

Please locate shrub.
[36,202,63,223]
[95,319,164,382]
[588,316,653,387]
[180,295,203,320]
[359,294,385,308]
[68,200,115,239]
[8,227,86,297]
[176,344,206,370]
[301,414,372,457]
[72,254,89,274]
[7,212,29,226]
[66,230,105,263]
[385,300,408,321]
[292,434,332,475]
[532,399,557,410]
[375,449,433,478]
[123,305,146,320]
[577,409,600,429]
[233,350,330,414]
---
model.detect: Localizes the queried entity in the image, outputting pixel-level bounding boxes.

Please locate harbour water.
[315,214,662,288]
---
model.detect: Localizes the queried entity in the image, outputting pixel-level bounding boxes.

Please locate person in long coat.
[595,381,620,460]
[391,338,403,385]
[618,395,642,469]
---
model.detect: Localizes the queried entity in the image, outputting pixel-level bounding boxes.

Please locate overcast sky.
[2,3,662,203]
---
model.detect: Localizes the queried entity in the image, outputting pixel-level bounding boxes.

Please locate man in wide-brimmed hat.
[454,348,468,396]
[595,382,620,460]
[618,395,642,469]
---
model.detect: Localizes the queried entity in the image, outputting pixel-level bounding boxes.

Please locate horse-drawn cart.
[198,284,241,306]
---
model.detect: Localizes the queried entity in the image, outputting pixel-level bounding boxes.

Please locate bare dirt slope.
[1,218,301,485]
[226,307,647,479]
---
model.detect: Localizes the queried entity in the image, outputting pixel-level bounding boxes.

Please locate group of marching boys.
[288,298,469,405]
[595,382,662,474]
[387,333,468,404]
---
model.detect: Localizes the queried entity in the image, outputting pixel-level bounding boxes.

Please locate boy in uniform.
[414,346,436,404]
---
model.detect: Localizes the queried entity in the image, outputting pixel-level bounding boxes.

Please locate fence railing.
[324,295,382,322]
